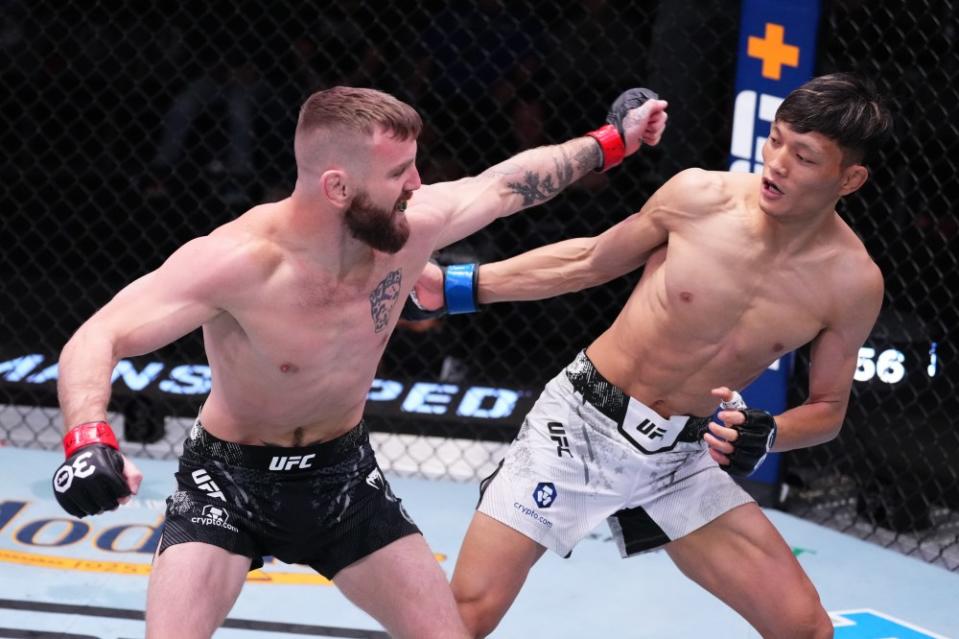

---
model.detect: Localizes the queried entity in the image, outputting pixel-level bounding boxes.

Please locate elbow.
[59,326,86,364]
[825,403,851,442]
[60,320,121,365]
[801,397,847,446]
[821,423,843,444]
[818,412,847,445]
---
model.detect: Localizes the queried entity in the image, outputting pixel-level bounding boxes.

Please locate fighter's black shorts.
[158,419,420,578]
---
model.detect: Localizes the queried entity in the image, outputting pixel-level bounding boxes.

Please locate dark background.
[1,0,956,568]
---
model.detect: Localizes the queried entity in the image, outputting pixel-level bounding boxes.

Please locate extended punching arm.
[586,87,660,172]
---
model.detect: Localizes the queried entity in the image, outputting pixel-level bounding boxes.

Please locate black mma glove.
[52,421,131,518]
[401,263,480,321]
[723,409,778,477]
[586,87,659,172]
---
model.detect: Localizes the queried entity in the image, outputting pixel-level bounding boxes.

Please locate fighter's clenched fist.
[53,421,142,517]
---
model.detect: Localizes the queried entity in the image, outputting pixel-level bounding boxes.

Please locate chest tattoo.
[369,268,403,333]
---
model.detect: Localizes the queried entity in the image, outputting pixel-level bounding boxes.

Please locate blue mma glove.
[401,263,479,321]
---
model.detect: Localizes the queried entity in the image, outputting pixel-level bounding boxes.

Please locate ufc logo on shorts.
[619,400,688,454]
[268,454,316,471]
[636,419,667,440]
[547,422,572,458]
[191,469,226,501]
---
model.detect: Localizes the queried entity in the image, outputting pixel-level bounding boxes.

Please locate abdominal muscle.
[586,267,786,419]
[588,325,732,419]
[194,319,387,447]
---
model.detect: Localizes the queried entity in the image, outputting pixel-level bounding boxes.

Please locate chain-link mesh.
[779,0,959,570]
[1,1,956,569]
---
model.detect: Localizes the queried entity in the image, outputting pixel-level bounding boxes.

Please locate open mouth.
[395,191,412,213]
[762,177,784,196]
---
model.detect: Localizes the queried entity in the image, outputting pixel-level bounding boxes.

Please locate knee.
[807,606,834,639]
[775,598,833,639]
[452,581,506,639]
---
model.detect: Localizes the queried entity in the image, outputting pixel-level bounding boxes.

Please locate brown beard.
[344,190,411,254]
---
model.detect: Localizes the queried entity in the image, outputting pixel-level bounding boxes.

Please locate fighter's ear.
[321,170,351,206]
[839,163,868,197]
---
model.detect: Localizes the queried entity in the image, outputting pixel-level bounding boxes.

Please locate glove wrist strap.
[445,263,479,314]
[585,124,625,172]
[63,421,120,457]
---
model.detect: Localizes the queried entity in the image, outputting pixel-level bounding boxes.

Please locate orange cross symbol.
[748,23,799,80]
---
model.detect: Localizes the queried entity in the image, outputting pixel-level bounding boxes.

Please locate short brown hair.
[296,86,422,142]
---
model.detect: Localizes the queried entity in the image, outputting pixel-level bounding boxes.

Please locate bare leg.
[146,541,251,639]
[451,512,547,638]
[666,503,833,639]
[333,533,469,639]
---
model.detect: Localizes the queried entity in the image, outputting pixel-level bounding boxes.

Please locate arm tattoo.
[574,142,602,172]
[507,149,577,206]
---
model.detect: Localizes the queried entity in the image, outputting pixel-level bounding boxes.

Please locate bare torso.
[588,171,873,418]
[198,196,443,446]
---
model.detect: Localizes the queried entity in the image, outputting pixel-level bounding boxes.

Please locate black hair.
[775,73,892,165]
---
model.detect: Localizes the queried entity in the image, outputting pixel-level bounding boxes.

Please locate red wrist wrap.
[63,421,120,457]
[585,124,626,172]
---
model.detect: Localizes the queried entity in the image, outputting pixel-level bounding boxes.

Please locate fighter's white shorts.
[477,351,754,558]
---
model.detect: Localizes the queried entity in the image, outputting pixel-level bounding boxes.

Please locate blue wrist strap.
[444,263,478,314]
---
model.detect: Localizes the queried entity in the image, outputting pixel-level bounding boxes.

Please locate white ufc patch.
[617,399,691,454]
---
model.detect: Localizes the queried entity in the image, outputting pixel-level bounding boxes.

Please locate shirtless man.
[412,73,890,638]
[48,86,666,638]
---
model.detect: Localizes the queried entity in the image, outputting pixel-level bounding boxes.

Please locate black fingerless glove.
[723,409,777,477]
[586,87,659,172]
[52,422,130,518]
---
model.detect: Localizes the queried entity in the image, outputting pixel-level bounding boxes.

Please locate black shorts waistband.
[185,420,369,472]
[565,351,709,443]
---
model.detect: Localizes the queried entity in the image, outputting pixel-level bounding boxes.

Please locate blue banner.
[730,0,820,485]
[730,0,821,174]
[741,354,792,484]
